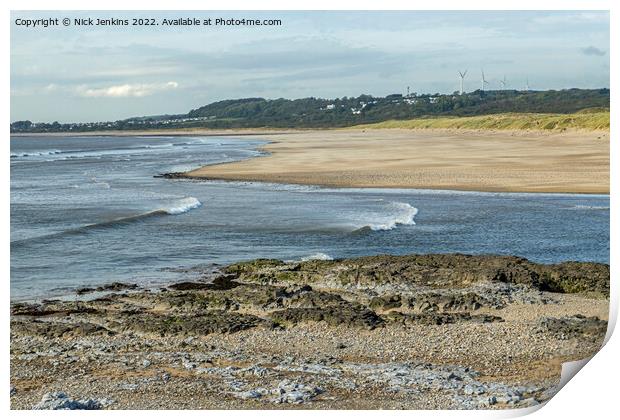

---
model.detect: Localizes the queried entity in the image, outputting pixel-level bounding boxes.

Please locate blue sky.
[10,10,610,122]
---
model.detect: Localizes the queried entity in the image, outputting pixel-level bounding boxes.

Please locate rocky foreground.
[10,254,609,409]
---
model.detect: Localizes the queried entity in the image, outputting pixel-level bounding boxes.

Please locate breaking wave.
[365,202,418,231]
[11,149,62,158]
[10,143,181,162]
[300,252,333,261]
[569,205,609,211]
[144,143,174,149]
[284,252,334,263]
[162,197,202,215]
[11,197,202,247]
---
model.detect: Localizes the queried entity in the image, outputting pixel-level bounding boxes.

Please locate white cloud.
[532,11,609,26]
[77,81,178,98]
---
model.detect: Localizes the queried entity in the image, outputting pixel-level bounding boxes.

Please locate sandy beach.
[181,128,610,194]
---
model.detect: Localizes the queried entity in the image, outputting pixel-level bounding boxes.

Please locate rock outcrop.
[10,253,609,409]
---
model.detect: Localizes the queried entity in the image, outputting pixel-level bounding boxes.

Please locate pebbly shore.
[10,254,609,409]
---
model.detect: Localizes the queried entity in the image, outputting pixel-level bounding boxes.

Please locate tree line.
[11,88,610,133]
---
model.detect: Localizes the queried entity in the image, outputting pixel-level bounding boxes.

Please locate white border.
[3,1,616,419]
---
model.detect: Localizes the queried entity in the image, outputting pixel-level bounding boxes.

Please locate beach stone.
[76,287,95,295]
[464,384,485,395]
[269,305,384,329]
[169,276,241,291]
[123,311,270,336]
[384,312,503,326]
[241,365,269,377]
[182,336,196,345]
[32,391,113,410]
[269,380,323,404]
[537,315,607,340]
[369,295,402,310]
[182,360,197,370]
[520,397,539,406]
[235,390,263,400]
[481,396,497,406]
[96,282,138,292]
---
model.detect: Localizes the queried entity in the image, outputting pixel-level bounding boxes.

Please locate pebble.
[235,390,263,400]
[182,360,197,370]
[32,391,114,410]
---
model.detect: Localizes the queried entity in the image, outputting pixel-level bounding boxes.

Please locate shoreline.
[9,126,610,138]
[12,127,610,193]
[175,172,612,195]
[9,128,307,138]
[10,253,609,409]
[10,246,612,304]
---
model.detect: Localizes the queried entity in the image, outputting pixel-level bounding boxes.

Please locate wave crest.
[162,197,202,215]
[570,205,609,211]
[367,202,418,231]
[300,252,333,261]
[11,197,202,248]
[11,149,62,158]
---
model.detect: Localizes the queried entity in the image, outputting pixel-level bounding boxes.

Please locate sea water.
[10,135,610,300]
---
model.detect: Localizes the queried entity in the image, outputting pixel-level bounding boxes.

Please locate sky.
[10,10,610,123]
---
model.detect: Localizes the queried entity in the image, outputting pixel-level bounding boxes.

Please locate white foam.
[11,149,62,158]
[11,144,177,162]
[570,205,609,211]
[162,197,202,215]
[95,181,110,189]
[144,143,174,149]
[300,252,333,261]
[367,202,418,231]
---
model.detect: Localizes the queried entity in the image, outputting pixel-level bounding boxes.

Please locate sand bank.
[184,128,609,194]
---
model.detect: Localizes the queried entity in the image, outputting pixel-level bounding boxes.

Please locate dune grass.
[352,110,610,131]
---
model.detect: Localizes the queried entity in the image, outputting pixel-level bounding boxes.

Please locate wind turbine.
[499,75,507,90]
[481,69,489,92]
[525,77,530,91]
[458,70,468,95]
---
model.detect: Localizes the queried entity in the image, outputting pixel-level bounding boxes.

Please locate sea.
[10,135,610,300]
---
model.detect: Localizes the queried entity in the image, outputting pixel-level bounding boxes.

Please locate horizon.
[11,10,610,123]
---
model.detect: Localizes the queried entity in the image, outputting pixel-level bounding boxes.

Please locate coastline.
[10,132,610,409]
[14,127,609,193]
[9,128,307,138]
